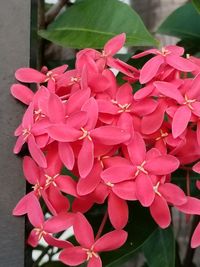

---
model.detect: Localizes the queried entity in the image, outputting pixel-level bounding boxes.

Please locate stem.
[95,210,108,241]
[183,216,199,267]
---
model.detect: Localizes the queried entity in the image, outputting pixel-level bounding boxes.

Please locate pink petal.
[91,126,130,145]
[108,192,128,229]
[81,97,98,130]
[166,45,184,56]
[13,135,25,154]
[10,84,34,105]
[141,101,166,135]
[193,161,200,174]
[22,103,34,128]
[94,230,127,252]
[48,124,81,142]
[88,256,102,267]
[133,98,157,116]
[78,138,94,178]
[27,229,39,247]
[166,55,196,72]
[56,175,77,196]
[150,195,171,228]
[116,83,133,105]
[28,135,47,168]
[154,81,183,103]
[44,213,74,233]
[145,155,179,175]
[59,142,75,170]
[23,156,39,184]
[12,192,35,216]
[112,181,137,200]
[139,55,164,84]
[191,222,200,248]
[48,93,65,123]
[59,246,87,266]
[77,162,101,195]
[132,49,158,58]
[172,106,191,138]
[134,84,154,100]
[176,196,200,215]
[97,99,118,114]
[159,183,187,205]
[42,186,70,215]
[136,174,154,207]
[52,64,68,74]
[104,33,126,56]
[127,132,146,165]
[73,213,95,248]
[188,73,200,99]
[27,195,44,227]
[43,234,72,248]
[101,165,134,183]
[15,68,46,83]
[66,111,88,128]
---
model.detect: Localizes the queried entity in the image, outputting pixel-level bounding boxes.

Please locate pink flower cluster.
[12,33,200,266]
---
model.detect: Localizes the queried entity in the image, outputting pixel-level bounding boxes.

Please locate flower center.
[111,99,131,113]
[44,71,57,82]
[183,95,196,110]
[135,161,148,176]
[70,76,81,84]
[158,47,171,56]
[153,182,161,196]
[155,130,168,141]
[22,126,31,140]
[78,127,92,141]
[83,248,99,261]
[44,173,59,187]
[34,227,47,240]
[106,181,114,187]
[32,182,43,197]
[34,109,45,122]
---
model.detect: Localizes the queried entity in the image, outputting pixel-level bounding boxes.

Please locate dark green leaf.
[158,3,200,41]
[142,226,175,267]
[102,203,157,267]
[39,0,157,49]
[41,261,65,267]
[192,0,200,14]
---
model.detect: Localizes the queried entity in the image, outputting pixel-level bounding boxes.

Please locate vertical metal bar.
[0,0,31,266]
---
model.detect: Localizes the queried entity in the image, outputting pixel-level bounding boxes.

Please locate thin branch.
[45,0,71,26]
[95,210,108,241]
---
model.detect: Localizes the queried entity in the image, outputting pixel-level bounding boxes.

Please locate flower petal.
[78,138,94,178]
[159,183,187,205]
[59,246,87,266]
[191,222,200,248]
[10,84,34,105]
[154,81,183,103]
[59,142,75,170]
[166,55,196,72]
[28,135,47,168]
[150,195,171,228]
[136,174,154,207]
[15,68,46,83]
[94,230,127,252]
[176,196,200,215]
[104,33,125,56]
[23,156,39,184]
[172,106,191,138]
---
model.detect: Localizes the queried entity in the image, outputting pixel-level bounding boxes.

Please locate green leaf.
[39,0,157,49]
[142,227,175,267]
[102,203,157,267]
[192,0,200,14]
[158,3,200,41]
[41,261,65,267]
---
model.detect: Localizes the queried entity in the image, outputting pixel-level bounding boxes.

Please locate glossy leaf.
[102,203,157,267]
[142,227,175,267]
[39,0,157,49]
[158,3,200,41]
[192,0,200,14]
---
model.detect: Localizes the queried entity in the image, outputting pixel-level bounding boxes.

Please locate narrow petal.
[191,222,200,248]
[132,49,158,58]
[140,55,164,84]
[44,213,74,233]
[23,156,39,184]
[59,142,75,170]
[150,195,171,228]
[77,162,101,195]
[13,135,25,154]
[73,213,95,248]
[44,234,72,248]
[166,55,196,72]
[48,124,81,142]
[82,97,98,130]
[15,67,46,83]
[94,230,127,252]
[145,155,180,175]
[159,183,187,205]
[28,135,47,168]
[176,196,200,215]
[66,88,91,114]
[113,181,137,200]
[48,93,65,123]
[188,73,200,99]
[116,83,133,105]
[12,192,35,216]
[97,99,118,114]
[56,175,77,196]
[108,192,128,229]
[193,161,200,174]
[127,132,146,165]
[172,106,191,138]
[101,165,134,183]
[59,246,87,266]
[10,84,34,105]
[154,81,184,103]
[136,174,154,207]
[104,33,126,56]
[78,138,94,178]
[27,195,44,227]
[88,256,102,267]
[91,126,130,145]
[27,229,39,247]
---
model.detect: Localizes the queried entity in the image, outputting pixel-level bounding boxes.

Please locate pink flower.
[59,213,127,267]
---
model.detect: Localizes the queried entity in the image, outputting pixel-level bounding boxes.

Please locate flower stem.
[95,210,108,241]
